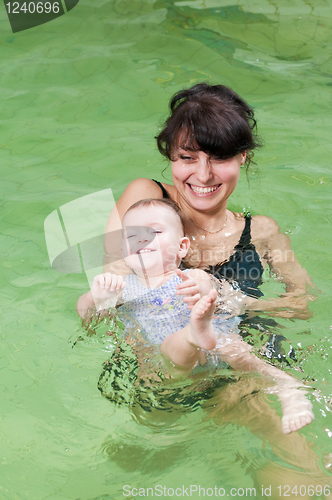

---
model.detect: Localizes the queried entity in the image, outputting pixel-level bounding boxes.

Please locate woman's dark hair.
[156,83,261,169]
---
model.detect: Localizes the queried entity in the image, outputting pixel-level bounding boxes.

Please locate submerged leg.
[216,334,314,434]
[279,386,315,434]
[204,378,328,498]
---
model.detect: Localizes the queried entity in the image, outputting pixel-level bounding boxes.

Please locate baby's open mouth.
[136,248,155,254]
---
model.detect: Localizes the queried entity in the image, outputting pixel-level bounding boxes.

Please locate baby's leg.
[218,335,314,434]
[278,385,314,434]
[188,289,218,350]
[205,378,325,495]
[160,290,217,370]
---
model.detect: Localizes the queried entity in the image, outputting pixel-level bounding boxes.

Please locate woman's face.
[171,149,246,213]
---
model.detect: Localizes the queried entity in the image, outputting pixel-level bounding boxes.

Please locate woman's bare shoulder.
[122,178,174,199]
[232,211,279,236]
[105,178,175,235]
[251,214,280,238]
[115,178,170,214]
[123,178,164,197]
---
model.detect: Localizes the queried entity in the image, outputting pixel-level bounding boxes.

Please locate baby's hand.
[175,269,201,309]
[91,273,126,308]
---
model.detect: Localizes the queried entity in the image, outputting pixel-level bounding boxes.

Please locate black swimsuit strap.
[235,215,252,248]
[152,179,170,199]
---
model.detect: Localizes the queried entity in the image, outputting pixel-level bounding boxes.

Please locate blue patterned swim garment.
[118,271,240,345]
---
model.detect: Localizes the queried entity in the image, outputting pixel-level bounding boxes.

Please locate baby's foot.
[281,390,314,434]
[189,289,218,350]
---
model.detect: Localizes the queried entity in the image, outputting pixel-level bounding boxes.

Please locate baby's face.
[122,205,188,276]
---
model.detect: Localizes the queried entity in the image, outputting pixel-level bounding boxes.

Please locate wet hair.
[156,83,261,169]
[123,198,186,235]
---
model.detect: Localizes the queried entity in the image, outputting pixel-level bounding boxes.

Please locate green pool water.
[1,1,332,499]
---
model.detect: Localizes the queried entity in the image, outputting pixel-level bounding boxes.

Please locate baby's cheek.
[164,246,179,268]
[123,254,139,270]
[165,244,178,258]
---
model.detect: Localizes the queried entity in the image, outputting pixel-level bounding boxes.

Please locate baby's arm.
[175,268,213,309]
[76,273,125,319]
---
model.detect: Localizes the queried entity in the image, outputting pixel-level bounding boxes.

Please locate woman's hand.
[175,269,213,309]
[175,269,201,309]
[243,293,315,319]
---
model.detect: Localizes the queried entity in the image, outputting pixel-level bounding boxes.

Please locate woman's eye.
[210,156,226,163]
[180,155,194,161]
[153,230,162,234]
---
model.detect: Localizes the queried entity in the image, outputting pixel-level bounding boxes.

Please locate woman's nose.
[195,156,212,183]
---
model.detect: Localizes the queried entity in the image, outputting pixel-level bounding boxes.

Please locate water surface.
[1,1,332,499]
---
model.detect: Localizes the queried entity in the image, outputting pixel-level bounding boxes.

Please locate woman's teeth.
[190,185,219,194]
[137,248,153,254]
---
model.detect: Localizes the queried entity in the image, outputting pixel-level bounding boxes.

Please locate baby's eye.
[153,230,162,234]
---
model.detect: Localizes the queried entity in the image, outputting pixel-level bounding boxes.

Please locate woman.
[96,84,327,490]
[103,83,313,319]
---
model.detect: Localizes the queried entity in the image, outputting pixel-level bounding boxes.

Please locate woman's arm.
[103,178,166,275]
[247,216,316,318]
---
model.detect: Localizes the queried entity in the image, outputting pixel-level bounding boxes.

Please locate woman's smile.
[188,183,222,196]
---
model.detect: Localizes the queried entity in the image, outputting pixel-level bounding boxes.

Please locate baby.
[77,198,314,434]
